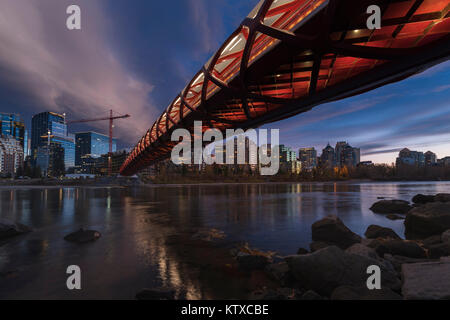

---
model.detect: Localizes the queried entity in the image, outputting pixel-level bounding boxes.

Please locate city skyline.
[0,0,449,164]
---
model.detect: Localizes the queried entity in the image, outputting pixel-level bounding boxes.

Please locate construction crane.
[67,110,130,175]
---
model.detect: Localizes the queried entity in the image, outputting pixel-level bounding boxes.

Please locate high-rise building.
[75,132,117,167]
[31,112,75,171]
[299,147,317,169]
[320,143,336,168]
[425,151,437,166]
[36,144,65,177]
[335,141,360,167]
[0,136,24,176]
[396,148,425,167]
[0,113,25,147]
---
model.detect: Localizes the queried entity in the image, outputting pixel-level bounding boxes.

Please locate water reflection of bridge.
[120,0,450,176]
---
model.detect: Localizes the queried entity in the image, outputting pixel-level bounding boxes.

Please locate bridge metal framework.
[120,0,450,176]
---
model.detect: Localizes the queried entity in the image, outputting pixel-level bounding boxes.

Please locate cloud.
[0,0,157,143]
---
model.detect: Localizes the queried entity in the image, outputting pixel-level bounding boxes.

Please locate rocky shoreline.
[232,192,450,300]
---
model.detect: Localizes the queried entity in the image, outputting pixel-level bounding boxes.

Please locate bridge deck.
[120,0,450,176]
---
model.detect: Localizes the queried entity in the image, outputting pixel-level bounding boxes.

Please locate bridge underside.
[120,0,450,176]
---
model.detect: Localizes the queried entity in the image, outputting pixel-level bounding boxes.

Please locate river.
[0,181,449,299]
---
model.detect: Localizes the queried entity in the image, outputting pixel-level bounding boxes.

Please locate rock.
[309,241,330,252]
[285,246,401,296]
[345,243,379,260]
[442,229,450,243]
[428,242,450,259]
[296,248,309,255]
[301,290,323,300]
[384,254,432,273]
[250,288,301,300]
[412,194,435,204]
[311,215,361,249]
[265,262,291,285]
[422,235,442,247]
[365,225,401,240]
[405,202,450,240]
[64,228,101,243]
[0,221,31,240]
[136,288,177,300]
[370,200,412,214]
[331,285,402,300]
[371,239,426,259]
[237,254,269,272]
[386,214,405,221]
[402,259,450,299]
[435,194,450,202]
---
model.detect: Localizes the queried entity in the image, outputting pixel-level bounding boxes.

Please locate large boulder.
[405,202,450,240]
[309,241,330,252]
[383,254,432,273]
[0,221,31,240]
[428,242,450,259]
[331,285,402,300]
[364,225,401,240]
[285,246,401,296]
[435,194,450,203]
[402,259,450,300]
[265,262,293,286]
[345,243,379,260]
[412,194,436,204]
[64,228,101,243]
[370,239,426,259]
[370,200,412,214]
[311,215,361,249]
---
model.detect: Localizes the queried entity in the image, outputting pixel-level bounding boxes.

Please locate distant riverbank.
[1,177,449,189]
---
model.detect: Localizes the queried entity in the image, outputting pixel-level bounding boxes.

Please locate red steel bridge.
[120,0,450,176]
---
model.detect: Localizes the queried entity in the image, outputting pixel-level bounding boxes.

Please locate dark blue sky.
[0,0,449,163]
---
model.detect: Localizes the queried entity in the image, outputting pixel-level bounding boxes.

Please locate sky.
[0,0,449,164]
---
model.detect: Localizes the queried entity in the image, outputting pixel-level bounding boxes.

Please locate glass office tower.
[75,132,117,166]
[0,113,25,148]
[31,112,75,172]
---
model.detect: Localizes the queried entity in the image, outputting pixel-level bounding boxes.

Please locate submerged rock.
[331,285,402,300]
[405,202,450,240]
[365,225,401,240]
[311,215,361,249]
[0,221,31,240]
[402,259,450,300]
[370,200,412,214]
[285,246,401,296]
[64,228,101,243]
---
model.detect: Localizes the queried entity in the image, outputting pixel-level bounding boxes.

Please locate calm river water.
[0,181,449,299]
